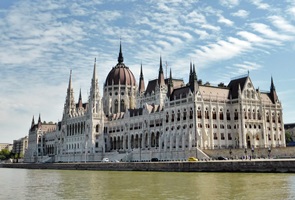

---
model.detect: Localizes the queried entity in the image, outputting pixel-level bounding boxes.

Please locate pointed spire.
[118,41,124,63]
[138,63,145,94]
[93,58,97,80]
[158,56,165,86]
[38,113,41,123]
[168,68,173,97]
[78,88,83,108]
[68,69,72,90]
[270,76,278,103]
[270,76,275,91]
[193,64,197,80]
[31,115,35,128]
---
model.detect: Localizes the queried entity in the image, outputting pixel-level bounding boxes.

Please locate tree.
[285,130,293,143]
[0,149,12,160]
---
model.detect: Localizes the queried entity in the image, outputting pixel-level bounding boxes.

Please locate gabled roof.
[227,76,248,99]
[145,78,184,95]
[199,85,229,101]
[170,86,191,100]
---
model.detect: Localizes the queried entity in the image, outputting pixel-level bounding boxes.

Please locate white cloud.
[251,0,270,10]
[231,10,249,18]
[237,31,264,43]
[218,15,234,26]
[195,37,252,65]
[268,16,295,33]
[219,0,239,8]
[251,23,294,41]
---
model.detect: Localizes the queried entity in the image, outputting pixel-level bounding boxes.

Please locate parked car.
[217,156,228,160]
[102,158,109,162]
[188,157,198,162]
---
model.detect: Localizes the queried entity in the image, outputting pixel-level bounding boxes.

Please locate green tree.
[285,130,293,143]
[0,149,12,160]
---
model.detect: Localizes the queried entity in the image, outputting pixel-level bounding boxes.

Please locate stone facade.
[24,44,285,163]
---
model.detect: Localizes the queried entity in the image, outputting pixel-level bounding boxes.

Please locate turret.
[89,58,100,114]
[63,70,76,119]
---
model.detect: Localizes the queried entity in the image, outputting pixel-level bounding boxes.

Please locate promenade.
[2,159,295,173]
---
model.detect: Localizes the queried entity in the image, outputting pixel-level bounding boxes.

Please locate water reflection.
[1,168,295,200]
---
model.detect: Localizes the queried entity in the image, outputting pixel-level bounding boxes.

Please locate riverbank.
[2,159,295,172]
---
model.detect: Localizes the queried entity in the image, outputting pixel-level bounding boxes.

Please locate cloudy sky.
[1,0,295,143]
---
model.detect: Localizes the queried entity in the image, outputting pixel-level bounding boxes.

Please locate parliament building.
[24,43,285,163]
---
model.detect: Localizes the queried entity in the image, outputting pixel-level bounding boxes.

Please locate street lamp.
[251,146,254,159]
[244,148,247,159]
[229,148,232,159]
[268,146,271,159]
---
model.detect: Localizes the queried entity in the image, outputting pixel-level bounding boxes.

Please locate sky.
[1,0,295,143]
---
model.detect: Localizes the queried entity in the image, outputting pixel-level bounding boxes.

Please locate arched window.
[120,100,125,112]
[114,100,118,113]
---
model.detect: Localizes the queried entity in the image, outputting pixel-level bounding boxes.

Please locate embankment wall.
[2,159,295,173]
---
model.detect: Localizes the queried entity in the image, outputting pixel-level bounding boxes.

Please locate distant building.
[24,43,285,163]
[0,143,12,151]
[12,136,28,157]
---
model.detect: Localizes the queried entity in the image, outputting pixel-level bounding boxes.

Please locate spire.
[189,62,193,84]
[270,76,278,103]
[168,68,173,97]
[63,70,75,118]
[189,62,199,93]
[89,57,100,114]
[68,70,72,90]
[158,56,165,86]
[193,64,197,80]
[31,115,35,128]
[38,114,41,123]
[93,58,97,80]
[78,88,83,108]
[138,63,145,94]
[270,76,275,91]
[118,41,124,63]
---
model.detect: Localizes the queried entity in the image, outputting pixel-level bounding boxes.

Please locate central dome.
[104,44,136,87]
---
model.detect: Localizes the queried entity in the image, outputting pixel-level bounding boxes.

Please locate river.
[1,168,294,200]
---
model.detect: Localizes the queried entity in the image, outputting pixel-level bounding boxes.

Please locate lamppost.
[268,146,271,159]
[244,148,247,159]
[229,148,232,159]
[251,146,254,159]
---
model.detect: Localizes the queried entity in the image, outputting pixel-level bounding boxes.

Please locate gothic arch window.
[177,110,181,121]
[226,110,230,120]
[120,99,125,112]
[183,109,187,120]
[219,109,224,120]
[96,124,99,132]
[166,112,169,123]
[171,111,175,122]
[212,108,216,120]
[205,107,209,119]
[114,100,118,113]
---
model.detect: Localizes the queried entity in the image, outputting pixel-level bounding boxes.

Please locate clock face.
[247,83,252,88]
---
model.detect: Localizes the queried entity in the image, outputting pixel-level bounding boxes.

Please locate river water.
[1,168,295,200]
